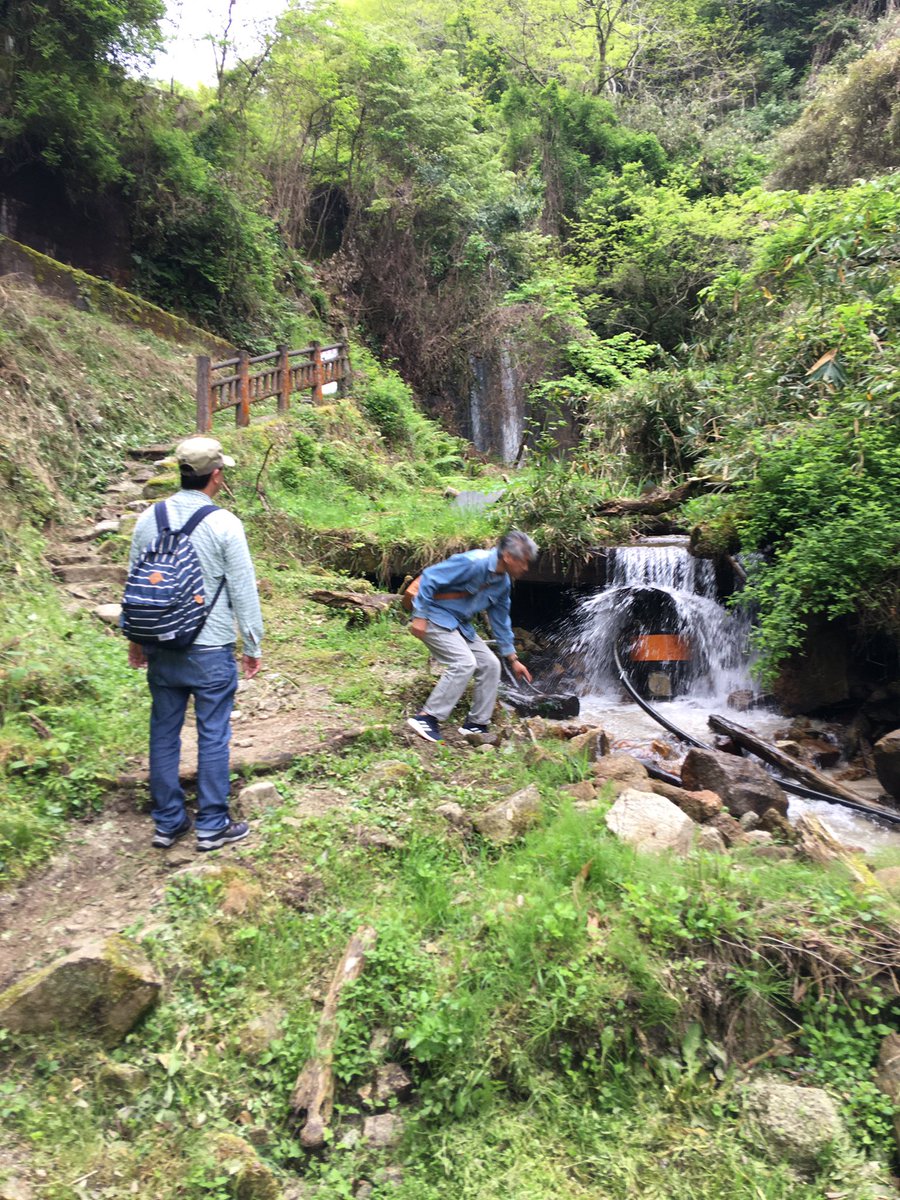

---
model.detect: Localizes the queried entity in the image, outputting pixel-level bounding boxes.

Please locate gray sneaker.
[152,815,193,849]
[196,821,250,852]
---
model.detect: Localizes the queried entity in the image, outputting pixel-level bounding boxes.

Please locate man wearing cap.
[406,530,538,744]
[127,436,263,852]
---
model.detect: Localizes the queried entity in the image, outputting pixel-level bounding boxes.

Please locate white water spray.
[566,539,755,707]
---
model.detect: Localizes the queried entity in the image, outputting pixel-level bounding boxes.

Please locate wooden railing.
[196,341,351,432]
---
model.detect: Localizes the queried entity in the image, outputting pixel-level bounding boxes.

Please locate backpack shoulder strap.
[178,504,219,537]
[154,501,170,534]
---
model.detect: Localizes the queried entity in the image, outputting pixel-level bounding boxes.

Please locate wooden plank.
[236,349,251,427]
[291,926,378,1147]
[196,356,211,432]
[278,345,291,413]
[311,341,324,405]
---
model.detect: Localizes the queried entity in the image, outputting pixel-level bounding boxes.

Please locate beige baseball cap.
[175,436,236,474]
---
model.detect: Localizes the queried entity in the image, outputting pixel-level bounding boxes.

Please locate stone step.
[52,563,128,585]
[143,478,176,499]
[104,480,143,498]
[127,466,158,483]
[68,519,122,543]
[127,444,175,460]
[46,549,99,566]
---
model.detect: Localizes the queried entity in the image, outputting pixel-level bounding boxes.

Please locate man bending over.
[406,530,538,744]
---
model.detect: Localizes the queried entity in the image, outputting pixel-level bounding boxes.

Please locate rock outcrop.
[473,785,542,842]
[681,748,788,818]
[605,789,697,855]
[873,728,900,799]
[0,936,160,1043]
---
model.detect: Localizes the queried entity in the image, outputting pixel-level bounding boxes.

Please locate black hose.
[612,642,900,829]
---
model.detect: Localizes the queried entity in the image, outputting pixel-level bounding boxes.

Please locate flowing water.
[558,538,900,852]
[469,343,523,463]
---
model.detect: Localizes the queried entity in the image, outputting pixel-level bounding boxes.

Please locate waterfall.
[565,538,754,705]
[468,343,523,463]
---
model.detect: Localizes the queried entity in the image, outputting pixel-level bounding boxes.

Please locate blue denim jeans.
[146,645,238,835]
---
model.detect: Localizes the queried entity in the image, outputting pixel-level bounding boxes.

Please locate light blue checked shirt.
[129,491,263,656]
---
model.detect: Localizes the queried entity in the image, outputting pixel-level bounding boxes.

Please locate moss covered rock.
[207,1133,282,1200]
[0,936,161,1043]
[741,1076,847,1176]
[142,474,178,499]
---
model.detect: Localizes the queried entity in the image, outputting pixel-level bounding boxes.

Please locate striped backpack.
[121,502,225,649]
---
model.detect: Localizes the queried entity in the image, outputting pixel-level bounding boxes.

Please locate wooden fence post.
[278,344,291,414]
[311,341,324,405]
[196,356,211,432]
[237,349,251,427]
[337,344,352,397]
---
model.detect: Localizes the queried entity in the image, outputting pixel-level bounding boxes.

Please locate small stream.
[559,539,900,854]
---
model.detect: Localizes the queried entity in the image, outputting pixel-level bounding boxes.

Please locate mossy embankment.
[1,279,899,1200]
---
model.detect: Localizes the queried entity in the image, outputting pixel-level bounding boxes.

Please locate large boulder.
[0,936,160,1043]
[873,729,900,799]
[740,1076,847,1175]
[681,748,788,819]
[473,785,542,843]
[591,754,650,794]
[876,1033,900,1152]
[605,789,697,856]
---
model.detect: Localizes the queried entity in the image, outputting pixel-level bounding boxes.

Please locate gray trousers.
[418,621,502,725]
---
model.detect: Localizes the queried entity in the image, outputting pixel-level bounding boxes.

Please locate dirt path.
[0,450,352,992]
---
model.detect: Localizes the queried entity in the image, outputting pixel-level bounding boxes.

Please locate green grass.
[2,747,897,1197]
[1,280,898,1200]
[0,551,149,881]
[216,404,502,574]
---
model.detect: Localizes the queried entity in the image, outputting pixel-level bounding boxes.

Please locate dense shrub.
[772,38,900,189]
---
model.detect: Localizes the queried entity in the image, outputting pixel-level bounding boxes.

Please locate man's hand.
[242,654,262,679]
[128,642,147,670]
[508,658,532,685]
[410,617,428,640]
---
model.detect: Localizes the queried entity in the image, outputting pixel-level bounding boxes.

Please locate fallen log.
[708,714,896,819]
[590,478,726,517]
[291,925,378,1148]
[116,726,389,789]
[309,589,397,616]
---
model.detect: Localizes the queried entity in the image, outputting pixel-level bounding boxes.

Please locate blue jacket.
[412,548,516,656]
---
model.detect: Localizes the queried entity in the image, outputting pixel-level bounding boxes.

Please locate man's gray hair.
[498,530,539,562]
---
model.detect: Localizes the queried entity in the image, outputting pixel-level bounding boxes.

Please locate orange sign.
[629,634,692,662]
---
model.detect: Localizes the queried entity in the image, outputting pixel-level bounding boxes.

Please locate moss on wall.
[0,236,234,357]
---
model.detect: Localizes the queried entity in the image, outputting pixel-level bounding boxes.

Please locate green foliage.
[794,994,899,1155]
[571,172,790,348]
[0,0,163,190]
[127,115,301,349]
[0,578,148,881]
[357,371,416,445]
[773,37,900,190]
[500,81,667,231]
[733,415,900,679]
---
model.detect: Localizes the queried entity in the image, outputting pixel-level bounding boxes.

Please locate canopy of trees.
[1,0,898,671]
